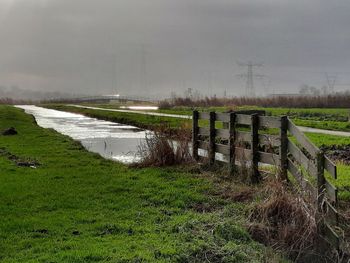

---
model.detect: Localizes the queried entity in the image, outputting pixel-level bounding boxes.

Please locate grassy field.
[41,104,350,200]
[0,106,284,262]
[74,103,350,132]
[158,106,350,132]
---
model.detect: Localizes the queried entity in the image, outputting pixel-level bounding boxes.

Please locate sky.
[1,0,350,98]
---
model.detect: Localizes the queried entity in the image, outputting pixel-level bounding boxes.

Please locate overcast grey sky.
[1,0,350,97]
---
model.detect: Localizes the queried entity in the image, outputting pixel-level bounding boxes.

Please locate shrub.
[134,125,193,167]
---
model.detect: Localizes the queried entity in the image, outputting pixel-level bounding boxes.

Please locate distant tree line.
[159,90,350,109]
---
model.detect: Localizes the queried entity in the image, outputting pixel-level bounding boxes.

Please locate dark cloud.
[1,0,350,98]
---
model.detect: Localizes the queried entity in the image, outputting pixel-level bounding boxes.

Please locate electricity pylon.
[325,73,337,94]
[237,61,264,97]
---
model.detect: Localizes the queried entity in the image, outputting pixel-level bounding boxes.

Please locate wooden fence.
[192,110,341,250]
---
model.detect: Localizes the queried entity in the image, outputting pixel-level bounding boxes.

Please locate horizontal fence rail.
[192,110,341,251]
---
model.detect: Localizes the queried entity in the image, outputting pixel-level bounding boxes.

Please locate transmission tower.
[325,73,337,94]
[237,61,264,97]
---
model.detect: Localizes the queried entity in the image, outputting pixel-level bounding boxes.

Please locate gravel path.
[297,126,350,137]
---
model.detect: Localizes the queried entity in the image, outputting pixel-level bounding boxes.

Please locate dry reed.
[159,94,350,109]
[134,125,193,167]
[248,180,322,261]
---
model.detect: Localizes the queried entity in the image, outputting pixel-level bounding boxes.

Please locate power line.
[237,61,265,97]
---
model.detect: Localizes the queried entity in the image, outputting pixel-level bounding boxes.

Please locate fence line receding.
[192,110,340,250]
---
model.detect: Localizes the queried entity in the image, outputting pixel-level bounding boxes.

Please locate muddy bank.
[0,147,40,168]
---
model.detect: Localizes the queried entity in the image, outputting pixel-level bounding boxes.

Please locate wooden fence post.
[192,111,199,161]
[251,114,260,183]
[317,150,326,212]
[229,113,236,175]
[279,116,288,181]
[209,112,216,165]
[316,150,327,247]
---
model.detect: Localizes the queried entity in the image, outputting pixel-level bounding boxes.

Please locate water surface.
[16,105,147,163]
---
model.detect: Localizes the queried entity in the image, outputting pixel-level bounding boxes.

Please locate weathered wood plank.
[288,140,317,177]
[287,158,303,185]
[228,113,236,175]
[192,111,199,161]
[216,128,230,139]
[324,200,338,225]
[324,156,337,179]
[259,134,281,147]
[199,112,210,120]
[287,159,316,197]
[259,116,281,129]
[238,133,281,147]
[198,140,209,150]
[235,110,265,115]
[209,112,216,165]
[235,147,252,161]
[215,113,230,122]
[316,151,326,212]
[279,116,288,181]
[236,114,251,125]
[216,158,229,164]
[236,131,251,142]
[251,114,260,183]
[323,223,339,249]
[215,143,230,155]
[198,127,210,136]
[288,119,318,157]
[325,180,338,204]
[258,151,280,165]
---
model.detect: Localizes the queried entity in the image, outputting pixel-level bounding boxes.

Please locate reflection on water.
[16,105,147,163]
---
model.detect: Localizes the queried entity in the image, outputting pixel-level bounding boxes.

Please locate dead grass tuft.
[231,189,255,203]
[134,124,194,167]
[159,94,350,108]
[249,180,319,260]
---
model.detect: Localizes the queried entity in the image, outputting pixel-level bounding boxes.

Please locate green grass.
[305,132,350,147]
[333,164,350,200]
[78,103,350,132]
[40,104,350,199]
[0,106,282,262]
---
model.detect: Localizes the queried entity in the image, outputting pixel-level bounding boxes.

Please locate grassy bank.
[0,106,282,262]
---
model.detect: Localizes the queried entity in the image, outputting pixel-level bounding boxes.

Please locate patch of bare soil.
[1,127,18,136]
[0,148,40,168]
[321,145,350,164]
